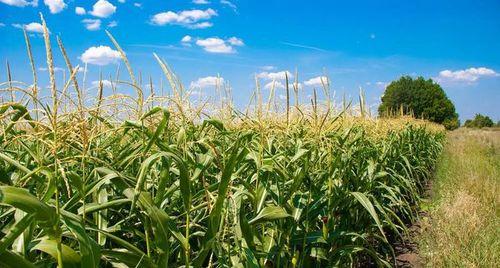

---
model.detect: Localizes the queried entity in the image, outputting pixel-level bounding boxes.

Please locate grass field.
[0,19,450,267]
[419,129,500,267]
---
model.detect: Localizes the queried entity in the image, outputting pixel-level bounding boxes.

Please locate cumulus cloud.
[75,6,85,15]
[181,35,192,43]
[91,80,114,88]
[264,81,285,90]
[13,22,46,33]
[80,46,120,65]
[190,76,224,88]
[82,19,101,31]
[193,0,209,4]
[133,2,141,8]
[90,0,116,18]
[304,76,328,87]
[0,0,38,7]
[151,8,217,29]
[44,0,66,14]
[196,37,240,53]
[436,67,499,83]
[257,71,293,80]
[227,36,244,46]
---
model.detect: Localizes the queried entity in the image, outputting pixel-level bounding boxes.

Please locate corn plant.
[0,17,444,268]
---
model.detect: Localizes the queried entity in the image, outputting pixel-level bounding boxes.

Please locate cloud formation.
[0,0,38,7]
[304,76,328,87]
[13,22,46,33]
[90,0,116,18]
[195,37,243,53]
[80,46,121,65]
[82,19,101,31]
[151,8,217,29]
[220,0,237,12]
[191,76,224,88]
[181,35,192,43]
[437,67,499,83]
[44,0,66,14]
[107,21,118,28]
[91,80,114,88]
[257,71,293,80]
[264,81,285,90]
[75,6,85,15]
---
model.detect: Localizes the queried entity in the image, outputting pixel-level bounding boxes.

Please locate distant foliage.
[378,76,459,130]
[464,114,495,128]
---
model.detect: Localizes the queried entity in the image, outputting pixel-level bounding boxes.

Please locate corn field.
[0,17,445,267]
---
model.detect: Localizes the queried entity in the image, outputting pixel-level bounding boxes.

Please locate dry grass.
[419,128,500,267]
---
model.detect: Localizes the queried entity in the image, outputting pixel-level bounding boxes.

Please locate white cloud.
[133,2,140,7]
[91,80,114,88]
[108,20,118,28]
[80,46,120,65]
[181,35,192,43]
[0,0,38,7]
[220,0,236,11]
[44,0,66,14]
[82,19,101,31]
[13,22,46,33]
[196,38,234,53]
[227,36,244,46]
[190,21,213,29]
[90,0,116,18]
[436,67,499,83]
[190,76,224,88]
[257,71,293,80]
[264,81,285,90]
[151,8,217,28]
[193,0,209,4]
[304,76,328,87]
[75,6,85,15]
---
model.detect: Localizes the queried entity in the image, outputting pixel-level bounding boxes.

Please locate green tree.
[463,114,494,128]
[378,76,459,130]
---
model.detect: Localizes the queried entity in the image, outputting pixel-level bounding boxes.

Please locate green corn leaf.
[0,250,36,268]
[248,205,291,224]
[31,239,81,268]
[0,214,34,254]
[351,192,387,240]
[0,186,56,224]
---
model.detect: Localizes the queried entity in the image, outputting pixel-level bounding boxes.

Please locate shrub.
[464,114,494,128]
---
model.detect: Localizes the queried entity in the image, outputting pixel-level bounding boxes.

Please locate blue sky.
[1,0,499,121]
